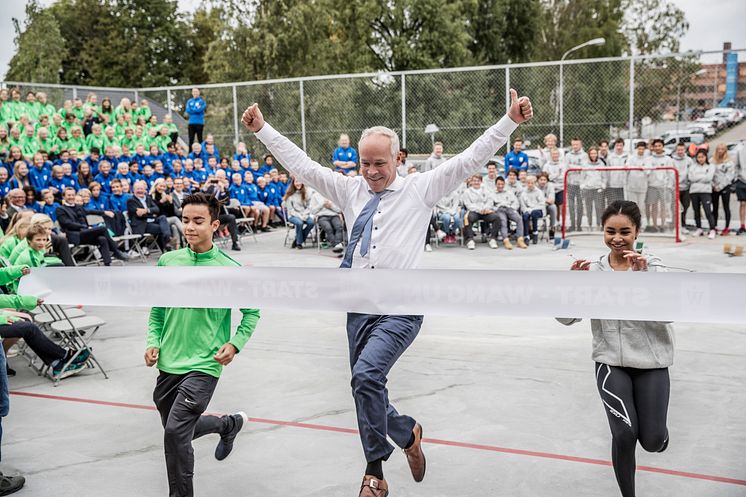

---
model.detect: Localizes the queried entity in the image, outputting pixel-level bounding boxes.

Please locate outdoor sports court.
[4,231,744,497]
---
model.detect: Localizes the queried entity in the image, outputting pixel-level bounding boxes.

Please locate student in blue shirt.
[108,179,131,213]
[185,88,206,145]
[40,190,61,222]
[242,172,271,231]
[503,138,529,175]
[60,163,80,191]
[233,142,251,163]
[229,173,249,203]
[133,144,150,171]
[269,168,287,197]
[23,187,42,213]
[202,143,219,164]
[332,133,359,175]
[93,160,115,193]
[192,159,209,184]
[0,167,13,199]
[86,148,102,176]
[141,165,159,191]
[28,153,52,191]
[87,182,111,211]
[201,133,220,159]
[260,154,275,176]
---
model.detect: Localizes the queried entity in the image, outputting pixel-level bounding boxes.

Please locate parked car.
[687,122,717,137]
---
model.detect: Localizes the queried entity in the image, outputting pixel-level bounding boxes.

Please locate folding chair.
[227,199,257,244]
[42,304,108,386]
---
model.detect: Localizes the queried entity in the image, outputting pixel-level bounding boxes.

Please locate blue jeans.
[522,209,543,236]
[346,313,422,462]
[0,345,8,461]
[438,212,463,235]
[288,216,314,246]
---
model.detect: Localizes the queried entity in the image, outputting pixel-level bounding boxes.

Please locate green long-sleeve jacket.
[0,264,36,325]
[146,245,260,378]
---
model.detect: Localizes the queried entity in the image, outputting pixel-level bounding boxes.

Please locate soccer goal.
[561,167,681,242]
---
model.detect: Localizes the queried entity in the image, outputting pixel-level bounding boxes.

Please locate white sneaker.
[707,229,716,239]
[488,239,498,249]
[681,227,689,235]
[425,244,433,252]
[693,228,703,237]
[466,240,476,250]
[436,229,447,241]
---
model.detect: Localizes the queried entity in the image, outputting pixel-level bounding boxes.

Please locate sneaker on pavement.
[707,229,716,239]
[215,411,249,461]
[466,239,475,250]
[52,360,85,379]
[488,239,498,249]
[0,473,25,496]
[424,244,432,252]
[738,227,746,235]
[693,228,703,237]
[436,229,446,241]
[503,239,513,250]
[721,227,731,236]
[332,243,344,253]
[71,348,91,365]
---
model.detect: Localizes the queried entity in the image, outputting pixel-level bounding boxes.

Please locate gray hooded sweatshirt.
[557,253,674,369]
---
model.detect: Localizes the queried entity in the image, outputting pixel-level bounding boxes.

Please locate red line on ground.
[10,390,746,487]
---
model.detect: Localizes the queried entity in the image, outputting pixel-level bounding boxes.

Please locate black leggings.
[712,189,732,229]
[690,192,715,230]
[679,190,690,226]
[595,363,670,497]
[0,320,66,366]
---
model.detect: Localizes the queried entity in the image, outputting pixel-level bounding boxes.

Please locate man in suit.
[127,180,172,252]
[56,188,129,266]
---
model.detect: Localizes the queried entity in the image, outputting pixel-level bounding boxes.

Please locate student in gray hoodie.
[461,175,499,249]
[711,143,736,235]
[558,200,673,497]
[689,149,717,238]
[519,175,545,244]
[670,142,692,231]
[580,146,607,230]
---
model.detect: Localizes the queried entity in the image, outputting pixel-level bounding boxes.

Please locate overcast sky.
[2,0,745,80]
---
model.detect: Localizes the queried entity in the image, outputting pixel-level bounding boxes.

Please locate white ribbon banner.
[17,267,746,324]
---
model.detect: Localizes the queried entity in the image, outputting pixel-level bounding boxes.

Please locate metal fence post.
[505,67,511,146]
[134,90,139,103]
[629,55,635,151]
[559,62,564,148]
[72,87,77,100]
[401,74,406,148]
[299,79,307,152]
[166,89,172,114]
[232,84,239,145]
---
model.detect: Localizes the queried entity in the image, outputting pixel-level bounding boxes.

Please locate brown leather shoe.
[358,475,388,497]
[403,422,426,482]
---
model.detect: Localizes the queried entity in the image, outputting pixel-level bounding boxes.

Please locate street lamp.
[425,124,440,146]
[676,68,707,135]
[559,38,606,147]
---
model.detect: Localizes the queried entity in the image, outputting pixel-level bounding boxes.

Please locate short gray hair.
[359,126,400,162]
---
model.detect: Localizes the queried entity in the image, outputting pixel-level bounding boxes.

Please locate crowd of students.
[399,134,746,247]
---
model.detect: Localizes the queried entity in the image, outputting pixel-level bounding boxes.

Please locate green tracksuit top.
[146,244,260,378]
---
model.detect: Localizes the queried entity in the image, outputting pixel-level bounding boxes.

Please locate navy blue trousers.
[346,313,422,462]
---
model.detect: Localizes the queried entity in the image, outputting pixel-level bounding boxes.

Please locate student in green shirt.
[35,92,57,120]
[145,192,259,497]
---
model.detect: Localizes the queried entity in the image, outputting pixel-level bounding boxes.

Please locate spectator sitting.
[234,142,251,163]
[40,190,60,222]
[435,188,462,244]
[56,188,129,265]
[8,214,63,266]
[407,165,418,175]
[311,191,344,253]
[283,179,314,249]
[332,134,358,175]
[93,160,114,193]
[150,179,183,249]
[0,211,34,259]
[0,275,89,379]
[505,168,523,196]
[77,162,93,189]
[28,153,51,191]
[0,168,12,198]
[421,141,446,172]
[519,175,546,245]
[108,179,130,213]
[536,172,557,239]
[126,180,172,252]
[14,224,53,268]
[461,175,500,250]
[542,147,565,219]
[504,138,529,175]
[170,177,186,215]
[242,172,270,231]
[493,176,527,249]
[23,186,41,213]
[11,161,30,190]
[87,182,111,211]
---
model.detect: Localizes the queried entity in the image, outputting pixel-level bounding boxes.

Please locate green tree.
[621,0,688,55]
[5,0,67,83]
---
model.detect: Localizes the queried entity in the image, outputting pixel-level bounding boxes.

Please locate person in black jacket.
[126,181,172,252]
[56,188,129,266]
[202,175,240,251]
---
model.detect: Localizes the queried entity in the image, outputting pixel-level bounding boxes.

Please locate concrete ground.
[3,229,745,497]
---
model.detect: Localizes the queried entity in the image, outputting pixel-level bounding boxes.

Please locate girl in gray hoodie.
[558,200,673,497]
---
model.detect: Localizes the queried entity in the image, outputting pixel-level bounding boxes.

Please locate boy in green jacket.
[144,192,259,497]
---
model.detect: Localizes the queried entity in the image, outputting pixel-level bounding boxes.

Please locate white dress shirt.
[255,116,517,269]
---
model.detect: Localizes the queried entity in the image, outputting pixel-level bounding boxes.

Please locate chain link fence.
[3,49,743,164]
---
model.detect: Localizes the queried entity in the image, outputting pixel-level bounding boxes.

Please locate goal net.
[560,167,681,242]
